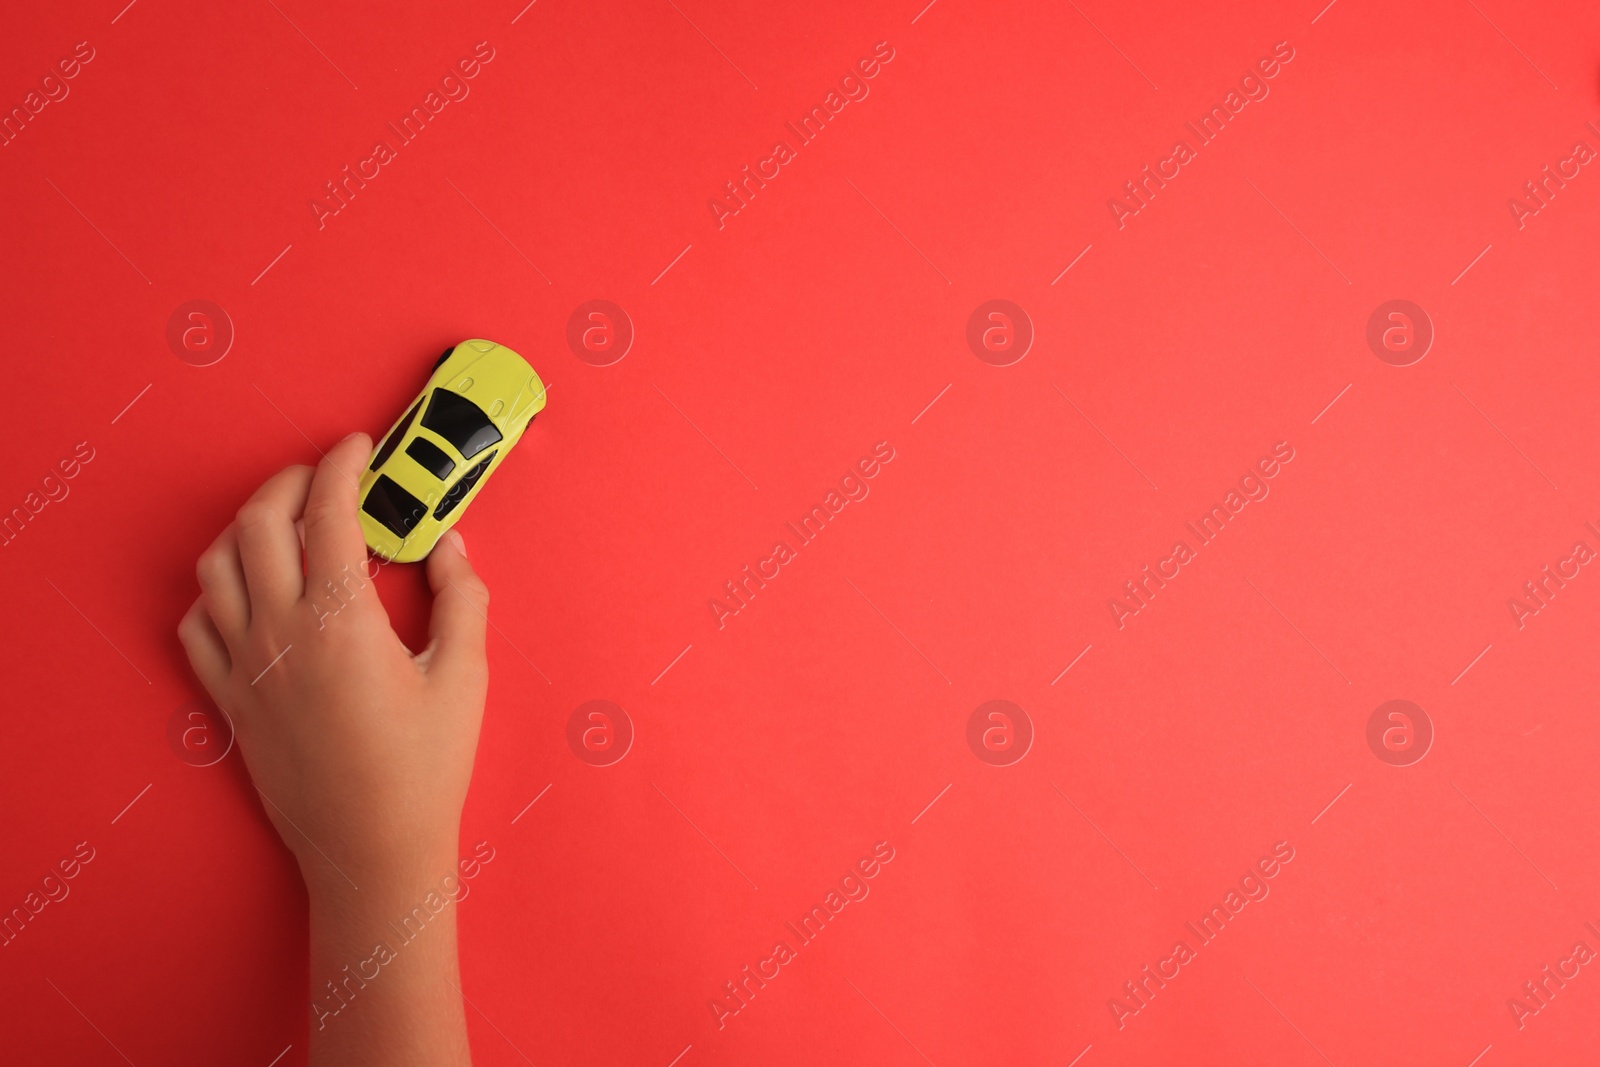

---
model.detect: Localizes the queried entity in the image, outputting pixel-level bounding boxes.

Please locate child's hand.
[178,431,487,1064]
[178,430,488,886]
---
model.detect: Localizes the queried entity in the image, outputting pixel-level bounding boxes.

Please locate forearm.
[306,852,472,1066]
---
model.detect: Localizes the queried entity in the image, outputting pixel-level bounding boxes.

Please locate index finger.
[302,432,373,591]
[234,464,315,613]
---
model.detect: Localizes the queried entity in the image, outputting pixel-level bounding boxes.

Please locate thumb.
[423,529,489,677]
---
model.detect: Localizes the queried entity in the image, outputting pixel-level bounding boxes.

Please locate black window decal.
[362,476,428,538]
[405,437,456,480]
[433,450,497,521]
[421,389,502,459]
[370,400,422,471]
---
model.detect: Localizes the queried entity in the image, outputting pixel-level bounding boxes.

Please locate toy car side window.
[371,400,423,471]
[362,475,428,538]
[432,450,496,521]
[421,389,503,459]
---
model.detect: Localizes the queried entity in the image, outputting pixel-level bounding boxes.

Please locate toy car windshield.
[421,389,502,459]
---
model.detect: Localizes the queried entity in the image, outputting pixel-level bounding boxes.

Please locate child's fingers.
[301,433,372,593]
[178,596,233,693]
[422,530,489,680]
[196,524,250,644]
[234,464,315,612]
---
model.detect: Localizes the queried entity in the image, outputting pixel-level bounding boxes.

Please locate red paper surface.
[3,1,1599,1064]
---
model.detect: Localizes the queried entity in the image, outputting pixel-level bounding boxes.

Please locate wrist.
[301,834,461,908]
[305,842,466,996]
[305,845,470,1061]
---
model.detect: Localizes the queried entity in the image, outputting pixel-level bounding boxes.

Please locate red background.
[3,0,1600,1063]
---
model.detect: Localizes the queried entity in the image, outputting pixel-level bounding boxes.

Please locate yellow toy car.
[358,339,546,562]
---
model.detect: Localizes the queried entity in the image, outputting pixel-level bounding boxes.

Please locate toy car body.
[357,339,545,562]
